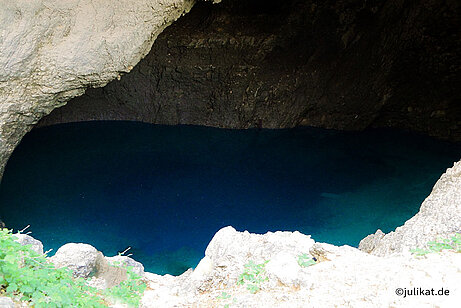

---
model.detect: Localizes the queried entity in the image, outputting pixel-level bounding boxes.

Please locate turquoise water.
[0,122,459,275]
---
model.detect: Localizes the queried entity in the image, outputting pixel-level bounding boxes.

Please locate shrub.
[297,253,316,267]
[410,233,461,256]
[237,260,269,294]
[0,228,146,307]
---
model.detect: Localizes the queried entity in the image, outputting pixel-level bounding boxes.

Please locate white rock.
[265,252,301,287]
[0,297,14,308]
[106,255,145,277]
[360,160,461,256]
[137,227,461,307]
[51,243,99,278]
[13,233,44,254]
[190,255,213,281]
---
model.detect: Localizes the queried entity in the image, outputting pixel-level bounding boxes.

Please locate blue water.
[0,122,459,275]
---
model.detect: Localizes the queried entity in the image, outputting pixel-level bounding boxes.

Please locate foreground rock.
[13,233,44,254]
[141,226,460,307]
[50,243,101,278]
[49,243,145,289]
[0,297,14,308]
[360,160,461,256]
[9,226,460,307]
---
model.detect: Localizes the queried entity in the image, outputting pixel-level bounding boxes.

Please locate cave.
[36,0,461,140]
[0,0,460,290]
[1,0,460,277]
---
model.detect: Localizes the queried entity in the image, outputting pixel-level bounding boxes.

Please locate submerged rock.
[359,160,461,256]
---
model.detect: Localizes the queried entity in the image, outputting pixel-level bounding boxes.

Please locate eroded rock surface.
[13,233,44,255]
[51,243,100,278]
[0,0,197,179]
[359,160,461,256]
[7,225,461,307]
[141,226,460,307]
[0,297,14,308]
[39,0,461,142]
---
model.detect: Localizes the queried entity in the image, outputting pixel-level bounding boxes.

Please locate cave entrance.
[1,121,460,275]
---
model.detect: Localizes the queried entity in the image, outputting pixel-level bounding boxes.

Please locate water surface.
[0,122,459,274]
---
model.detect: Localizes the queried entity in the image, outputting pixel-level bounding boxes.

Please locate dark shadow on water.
[0,122,460,274]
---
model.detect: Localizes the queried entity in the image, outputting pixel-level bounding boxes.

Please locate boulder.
[87,253,128,289]
[51,243,99,278]
[13,233,44,254]
[184,226,315,293]
[0,297,14,308]
[106,255,145,277]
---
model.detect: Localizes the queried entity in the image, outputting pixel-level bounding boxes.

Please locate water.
[0,122,459,275]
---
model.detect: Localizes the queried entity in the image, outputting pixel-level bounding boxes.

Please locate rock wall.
[38,0,461,141]
[0,0,203,179]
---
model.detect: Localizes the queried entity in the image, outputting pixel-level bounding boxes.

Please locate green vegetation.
[104,264,146,307]
[0,228,146,307]
[297,253,316,267]
[216,291,231,300]
[237,260,269,294]
[216,291,235,308]
[410,233,461,256]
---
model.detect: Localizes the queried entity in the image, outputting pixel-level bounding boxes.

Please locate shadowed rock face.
[39,0,461,140]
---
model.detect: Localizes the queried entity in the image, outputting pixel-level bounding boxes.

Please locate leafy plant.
[216,291,231,300]
[237,260,269,294]
[410,233,461,256]
[297,253,316,267]
[0,228,146,307]
[0,228,106,307]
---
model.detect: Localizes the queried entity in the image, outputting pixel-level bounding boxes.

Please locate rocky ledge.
[3,226,460,308]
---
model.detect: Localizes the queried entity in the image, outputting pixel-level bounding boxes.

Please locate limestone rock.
[265,252,301,287]
[0,297,14,308]
[0,0,197,179]
[359,160,461,256]
[86,252,128,289]
[182,226,315,293]
[106,255,145,277]
[13,233,44,254]
[141,227,461,307]
[38,0,461,144]
[358,229,385,254]
[51,243,99,278]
